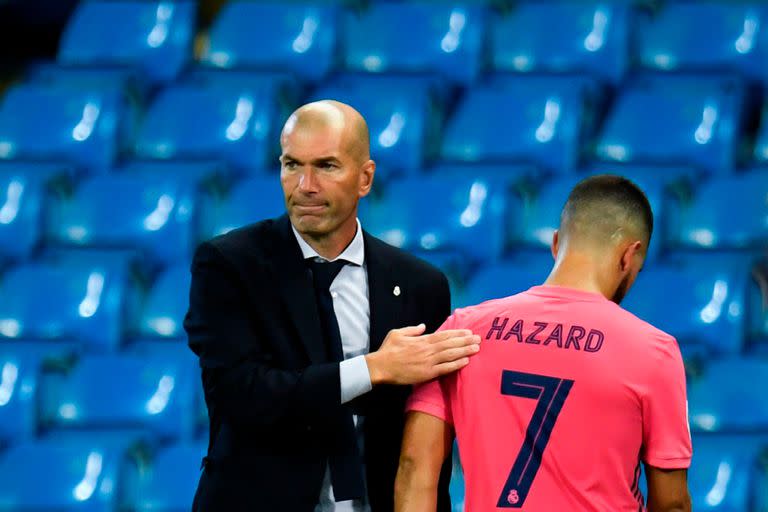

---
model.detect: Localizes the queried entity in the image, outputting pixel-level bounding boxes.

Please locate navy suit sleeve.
[184,241,343,429]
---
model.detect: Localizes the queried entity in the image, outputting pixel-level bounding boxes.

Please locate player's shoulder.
[609,303,680,354]
[616,305,675,339]
[450,292,530,326]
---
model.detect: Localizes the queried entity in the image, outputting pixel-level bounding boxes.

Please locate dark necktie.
[308,259,348,362]
[306,259,366,502]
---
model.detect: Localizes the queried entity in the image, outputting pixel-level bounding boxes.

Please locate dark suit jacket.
[185,215,453,512]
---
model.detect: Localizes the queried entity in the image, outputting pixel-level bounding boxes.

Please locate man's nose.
[298,168,319,192]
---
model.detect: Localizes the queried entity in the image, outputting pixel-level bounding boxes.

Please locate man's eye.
[284,161,298,169]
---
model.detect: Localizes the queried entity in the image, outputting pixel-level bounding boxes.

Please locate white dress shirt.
[292,220,373,512]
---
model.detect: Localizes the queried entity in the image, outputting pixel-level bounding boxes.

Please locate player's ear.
[620,240,642,273]
[551,230,560,261]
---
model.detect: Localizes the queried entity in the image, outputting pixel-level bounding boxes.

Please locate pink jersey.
[407,285,692,511]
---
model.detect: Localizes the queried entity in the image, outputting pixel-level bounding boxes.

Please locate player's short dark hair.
[560,175,654,246]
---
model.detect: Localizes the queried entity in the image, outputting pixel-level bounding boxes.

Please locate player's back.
[434,285,689,511]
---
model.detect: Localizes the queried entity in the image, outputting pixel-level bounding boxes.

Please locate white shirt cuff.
[340,355,373,404]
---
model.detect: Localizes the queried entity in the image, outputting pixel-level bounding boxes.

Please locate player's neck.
[544,252,612,299]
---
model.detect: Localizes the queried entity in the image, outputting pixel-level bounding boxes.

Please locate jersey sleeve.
[405,314,457,425]
[641,334,693,469]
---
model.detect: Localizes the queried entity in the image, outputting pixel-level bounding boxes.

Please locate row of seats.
[363,169,767,260]
[0,437,206,511]
[0,247,764,358]
[0,345,202,444]
[53,1,768,87]
[0,256,186,352]
[2,73,767,176]
[0,164,764,266]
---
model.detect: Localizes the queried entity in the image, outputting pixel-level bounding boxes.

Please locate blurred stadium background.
[0,0,766,510]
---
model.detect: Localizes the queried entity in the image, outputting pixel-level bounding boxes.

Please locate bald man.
[396,176,692,512]
[185,101,478,512]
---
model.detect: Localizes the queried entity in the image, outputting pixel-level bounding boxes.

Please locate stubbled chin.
[291,213,327,234]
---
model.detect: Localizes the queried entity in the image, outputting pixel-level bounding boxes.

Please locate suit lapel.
[365,232,402,353]
[270,215,327,364]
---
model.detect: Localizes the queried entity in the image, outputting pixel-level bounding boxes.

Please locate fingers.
[432,333,481,352]
[378,326,480,385]
[431,357,471,378]
[421,329,475,343]
[392,324,427,337]
[432,342,480,365]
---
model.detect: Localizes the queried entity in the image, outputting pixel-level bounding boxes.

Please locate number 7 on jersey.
[497,370,575,508]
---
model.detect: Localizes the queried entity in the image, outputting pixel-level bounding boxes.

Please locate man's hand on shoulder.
[365,324,481,385]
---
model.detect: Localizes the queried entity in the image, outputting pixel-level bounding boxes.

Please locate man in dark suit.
[185,100,481,512]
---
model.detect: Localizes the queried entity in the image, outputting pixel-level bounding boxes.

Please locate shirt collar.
[291,219,365,266]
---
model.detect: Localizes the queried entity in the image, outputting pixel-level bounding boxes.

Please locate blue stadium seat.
[40,351,196,440]
[0,260,130,351]
[126,440,205,511]
[490,2,630,83]
[463,258,553,308]
[594,75,748,175]
[311,76,441,174]
[688,434,764,511]
[0,83,135,173]
[182,68,301,101]
[120,160,232,185]
[343,3,485,84]
[634,3,768,81]
[515,172,666,259]
[58,0,196,85]
[0,436,142,510]
[46,174,197,266]
[440,76,596,173]
[134,264,191,340]
[362,173,516,265]
[0,164,69,265]
[202,2,338,81]
[430,163,538,182]
[688,359,768,433]
[667,172,768,251]
[134,79,294,173]
[621,255,750,357]
[199,176,285,241]
[0,350,40,443]
[25,64,151,104]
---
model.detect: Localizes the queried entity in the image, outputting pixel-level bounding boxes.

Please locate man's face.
[280,124,367,239]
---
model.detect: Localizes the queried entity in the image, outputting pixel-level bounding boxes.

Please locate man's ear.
[551,230,560,261]
[359,159,375,198]
[620,240,643,272]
